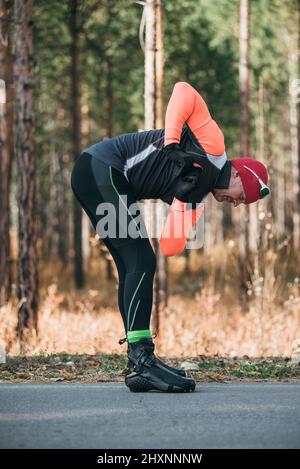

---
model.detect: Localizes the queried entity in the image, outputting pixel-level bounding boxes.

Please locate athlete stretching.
[71,81,270,393]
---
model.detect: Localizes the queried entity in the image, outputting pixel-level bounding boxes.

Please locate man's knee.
[125,242,157,273]
[134,244,156,273]
[143,247,157,273]
[117,239,157,274]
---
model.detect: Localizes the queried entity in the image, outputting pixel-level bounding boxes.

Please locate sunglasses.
[243,165,271,199]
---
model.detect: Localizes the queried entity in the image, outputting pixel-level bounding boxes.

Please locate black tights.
[70,152,156,336]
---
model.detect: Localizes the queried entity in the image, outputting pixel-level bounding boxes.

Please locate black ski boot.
[122,338,196,393]
[119,337,186,377]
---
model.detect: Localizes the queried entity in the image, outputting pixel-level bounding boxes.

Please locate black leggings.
[70,152,156,337]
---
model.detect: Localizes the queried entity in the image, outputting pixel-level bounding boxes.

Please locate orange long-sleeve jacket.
[160,82,229,256]
[164,81,226,157]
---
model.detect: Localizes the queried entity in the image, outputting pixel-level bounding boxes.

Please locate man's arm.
[164,81,225,156]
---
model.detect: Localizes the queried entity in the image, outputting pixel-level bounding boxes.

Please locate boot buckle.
[119,337,128,345]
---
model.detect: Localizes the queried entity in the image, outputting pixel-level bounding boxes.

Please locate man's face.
[212,167,246,207]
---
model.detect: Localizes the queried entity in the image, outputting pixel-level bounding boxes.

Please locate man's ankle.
[127,329,152,344]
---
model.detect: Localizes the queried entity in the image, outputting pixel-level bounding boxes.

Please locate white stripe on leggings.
[127,272,146,331]
[129,299,141,331]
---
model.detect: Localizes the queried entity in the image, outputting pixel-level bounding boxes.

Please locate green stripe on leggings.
[127,329,152,343]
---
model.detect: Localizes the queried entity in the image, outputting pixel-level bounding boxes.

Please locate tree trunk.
[0,0,13,304]
[275,160,285,240]
[144,0,167,336]
[144,0,155,129]
[298,0,300,216]
[81,83,92,265]
[239,0,250,157]
[52,144,68,264]
[101,1,114,280]
[239,0,251,296]
[103,0,113,140]
[144,0,157,333]
[154,0,167,329]
[69,0,84,288]
[14,0,39,339]
[249,75,265,253]
[289,54,300,253]
[203,196,213,256]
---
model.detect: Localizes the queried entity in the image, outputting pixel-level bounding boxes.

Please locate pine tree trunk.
[288,31,300,254]
[80,83,92,265]
[144,0,157,333]
[14,0,39,339]
[52,144,68,264]
[102,1,114,280]
[275,158,285,240]
[249,75,265,253]
[296,0,300,249]
[103,0,113,140]
[69,0,84,288]
[297,0,300,239]
[144,0,167,336]
[154,0,167,325]
[144,0,155,129]
[239,0,251,296]
[0,0,13,304]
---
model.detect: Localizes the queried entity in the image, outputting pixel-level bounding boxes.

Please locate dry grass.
[1,240,300,360]
[1,354,299,383]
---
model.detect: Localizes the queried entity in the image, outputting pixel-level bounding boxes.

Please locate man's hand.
[163,142,198,175]
[174,167,201,202]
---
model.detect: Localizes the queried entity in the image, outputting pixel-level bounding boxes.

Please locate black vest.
[160,124,231,207]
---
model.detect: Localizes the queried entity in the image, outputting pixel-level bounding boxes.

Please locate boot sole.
[125,372,196,393]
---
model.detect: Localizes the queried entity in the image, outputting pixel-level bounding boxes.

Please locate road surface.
[0,382,299,448]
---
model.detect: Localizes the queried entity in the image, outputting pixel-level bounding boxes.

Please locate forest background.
[1,0,300,364]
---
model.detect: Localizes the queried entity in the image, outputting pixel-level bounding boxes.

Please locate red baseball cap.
[231,158,270,204]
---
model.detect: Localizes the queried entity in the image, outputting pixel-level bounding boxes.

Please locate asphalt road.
[0,382,299,449]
